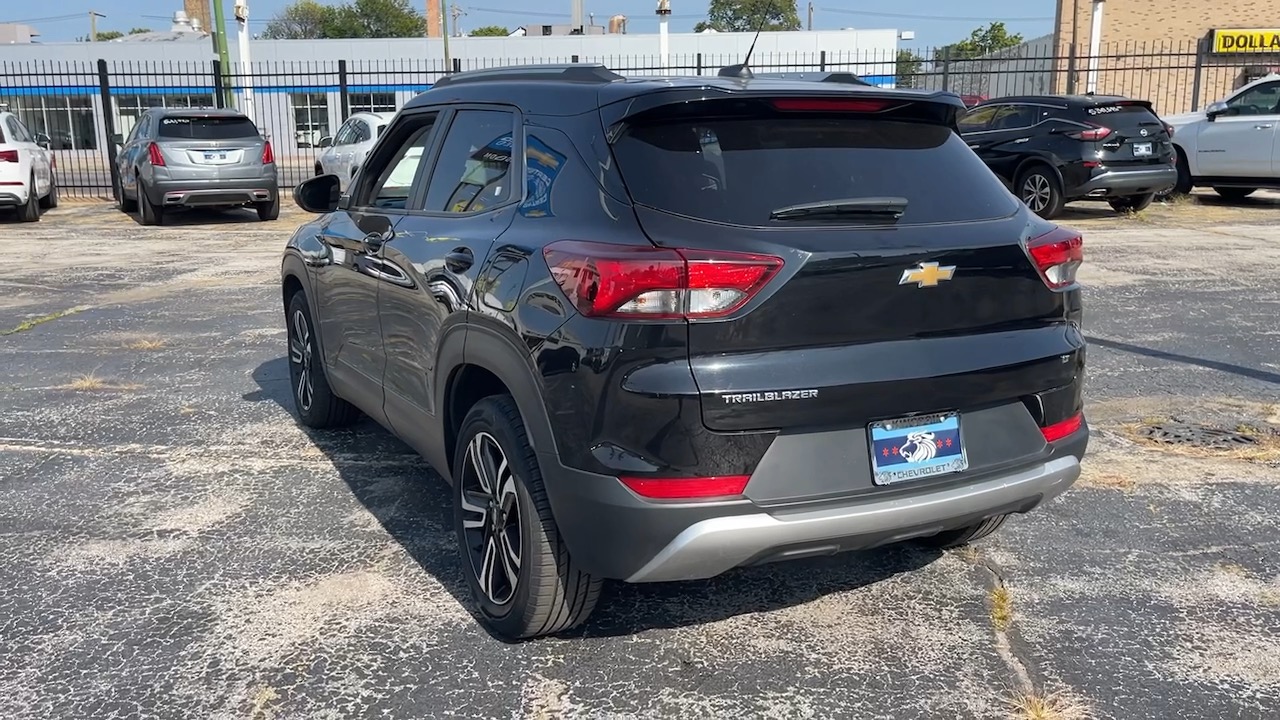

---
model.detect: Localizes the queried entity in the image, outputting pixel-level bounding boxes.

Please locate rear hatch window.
[158,116,260,140]
[611,103,1016,227]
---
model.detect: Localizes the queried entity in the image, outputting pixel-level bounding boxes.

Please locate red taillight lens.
[0,150,18,163]
[147,142,165,166]
[1024,226,1083,290]
[261,140,274,164]
[620,475,750,500]
[1067,125,1113,141]
[542,240,783,320]
[1163,123,1175,138]
[1042,413,1083,442]
[771,98,897,113]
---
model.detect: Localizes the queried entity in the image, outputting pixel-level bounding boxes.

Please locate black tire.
[314,163,324,176]
[1108,193,1155,214]
[137,178,164,226]
[256,193,280,222]
[918,515,1010,550]
[454,395,602,641]
[117,176,138,213]
[1016,165,1065,220]
[1158,148,1194,200]
[17,175,40,222]
[1213,187,1257,202]
[285,291,359,428]
[38,172,58,209]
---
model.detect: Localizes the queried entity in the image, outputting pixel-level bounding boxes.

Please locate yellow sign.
[1212,29,1280,53]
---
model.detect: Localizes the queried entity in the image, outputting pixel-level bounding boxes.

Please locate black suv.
[282,65,1089,640]
[960,95,1177,218]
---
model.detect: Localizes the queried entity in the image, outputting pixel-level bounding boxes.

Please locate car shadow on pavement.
[128,207,271,227]
[1087,336,1280,385]
[249,356,946,639]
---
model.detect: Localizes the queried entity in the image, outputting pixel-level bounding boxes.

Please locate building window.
[114,93,216,138]
[292,93,329,148]
[0,95,98,151]
[348,92,397,115]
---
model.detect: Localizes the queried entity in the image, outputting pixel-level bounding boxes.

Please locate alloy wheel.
[459,432,522,606]
[288,309,314,412]
[1022,174,1051,213]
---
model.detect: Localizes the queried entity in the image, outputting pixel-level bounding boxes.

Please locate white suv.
[1163,73,1280,200]
[0,112,57,221]
[313,112,390,191]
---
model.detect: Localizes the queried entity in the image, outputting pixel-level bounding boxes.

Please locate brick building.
[1051,0,1280,112]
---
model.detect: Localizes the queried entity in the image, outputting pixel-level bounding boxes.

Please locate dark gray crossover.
[281,64,1089,640]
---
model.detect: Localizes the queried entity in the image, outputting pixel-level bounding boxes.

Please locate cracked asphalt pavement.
[2,195,1278,719]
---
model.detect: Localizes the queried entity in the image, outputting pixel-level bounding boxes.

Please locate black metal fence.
[2,41,1274,200]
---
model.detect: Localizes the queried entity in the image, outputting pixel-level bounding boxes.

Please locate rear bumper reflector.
[620,475,750,500]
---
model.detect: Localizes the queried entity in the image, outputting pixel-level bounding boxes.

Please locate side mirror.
[294,174,341,213]
[37,139,50,150]
[1206,101,1230,121]
[317,136,333,148]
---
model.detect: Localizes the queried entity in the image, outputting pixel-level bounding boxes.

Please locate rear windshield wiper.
[769,197,908,221]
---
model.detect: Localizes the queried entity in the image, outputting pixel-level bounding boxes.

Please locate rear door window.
[612,113,1016,227]
[958,105,1001,133]
[991,105,1040,130]
[421,109,516,214]
[157,116,259,140]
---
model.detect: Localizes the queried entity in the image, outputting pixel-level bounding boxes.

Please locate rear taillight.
[261,140,274,164]
[1041,413,1083,442]
[1163,123,1175,137]
[1066,125,1113,141]
[620,475,750,500]
[1024,226,1083,290]
[771,98,897,113]
[542,240,783,320]
[147,142,165,166]
[0,150,18,163]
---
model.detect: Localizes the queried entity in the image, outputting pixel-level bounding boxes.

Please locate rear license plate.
[204,151,230,162]
[870,413,968,486]
[1132,142,1153,157]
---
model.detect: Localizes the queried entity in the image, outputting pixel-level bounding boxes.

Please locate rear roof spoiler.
[751,71,875,87]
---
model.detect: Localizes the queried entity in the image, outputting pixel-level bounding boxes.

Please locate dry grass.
[951,545,981,564]
[123,337,166,351]
[1,306,84,336]
[989,586,1014,632]
[1121,423,1280,463]
[1004,689,1092,720]
[60,373,141,392]
[1078,471,1136,492]
[1217,561,1249,577]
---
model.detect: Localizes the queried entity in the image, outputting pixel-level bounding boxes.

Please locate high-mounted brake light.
[1067,124,1113,141]
[620,475,750,500]
[147,142,166,167]
[0,150,18,163]
[543,240,783,320]
[1024,226,1083,290]
[1041,413,1083,442]
[771,98,897,113]
[261,140,275,164]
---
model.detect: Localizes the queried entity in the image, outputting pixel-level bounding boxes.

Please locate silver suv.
[114,108,279,225]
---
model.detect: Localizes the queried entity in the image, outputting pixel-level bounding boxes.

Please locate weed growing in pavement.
[989,586,1014,632]
[1,306,85,336]
[1004,689,1092,720]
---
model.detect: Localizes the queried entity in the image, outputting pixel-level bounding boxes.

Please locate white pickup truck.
[1163,73,1280,200]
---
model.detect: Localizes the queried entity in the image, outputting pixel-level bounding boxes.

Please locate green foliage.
[937,22,1024,61]
[78,28,148,42]
[470,25,510,37]
[694,0,801,33]
[895,49,924,89]
[263,0,424,39]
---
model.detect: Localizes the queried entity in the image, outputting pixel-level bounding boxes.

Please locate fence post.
[338,59,350,119]
[819,50,827,72]
[1065,44,1077,94]
[696,52,703,75]
[571,54,579,63]
[97,59,120,200]
[1190,39,1206,111]
[453,58,462,74]
[212,59,225,108]
[940,47,951,92]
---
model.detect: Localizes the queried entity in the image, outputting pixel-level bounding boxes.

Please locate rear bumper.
[0,191,24,206]
[1073,166,1177,197]
[147,176,277,207]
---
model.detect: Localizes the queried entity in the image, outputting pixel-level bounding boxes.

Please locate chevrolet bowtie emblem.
[899,262,956,288]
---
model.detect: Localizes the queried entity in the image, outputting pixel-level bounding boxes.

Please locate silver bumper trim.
[625,456,1080,583]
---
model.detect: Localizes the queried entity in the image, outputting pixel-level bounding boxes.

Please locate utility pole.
[234,0,253,121]
[441,1,451,71]
[211,0,234,108]
[657,0,671,72]
[450,3,465,37]
[89,11,105,42]
[807,2,814,31]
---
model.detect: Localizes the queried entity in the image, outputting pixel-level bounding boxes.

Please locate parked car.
[960,95,1177,218]
[282,65,1088,640]
[314,112,390,190]
[0,111,58,222]
[113,108,279,226]
[1162,73,1280,200]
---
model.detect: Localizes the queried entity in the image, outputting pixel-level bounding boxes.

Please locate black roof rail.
[430,64,626,89]
[751,71,874,87]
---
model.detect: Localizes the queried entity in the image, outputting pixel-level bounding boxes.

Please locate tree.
[263,0,423,39]
[470,25,510,37]
[694,0,801,33]
[937,22,1024,60]
[78,27,150,42]
[895,49,923,89]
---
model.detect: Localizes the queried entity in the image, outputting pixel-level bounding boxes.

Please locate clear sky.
[17,1,1058,48]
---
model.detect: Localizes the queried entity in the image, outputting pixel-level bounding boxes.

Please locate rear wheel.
[918,515,1010,549]
[314,163,324,176]
[285,291,359,428]
[454,395,602,641]
[137,178,164,226]
[1016,165,1065,219]
[1213,187,1257,202]
[256,193,280,222]
[17,175,40,222]
[1108,193,1155,214]
[1158,148,1193,200]
[38,172,58,209]
[117,176,138,213]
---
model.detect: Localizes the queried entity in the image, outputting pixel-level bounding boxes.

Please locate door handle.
[1255,124,1275,130]
[361,229,392,252]
[444,247,475,273]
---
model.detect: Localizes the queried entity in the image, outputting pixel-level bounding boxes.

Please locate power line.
[818,8,1054,22]
[1,14,86,24]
